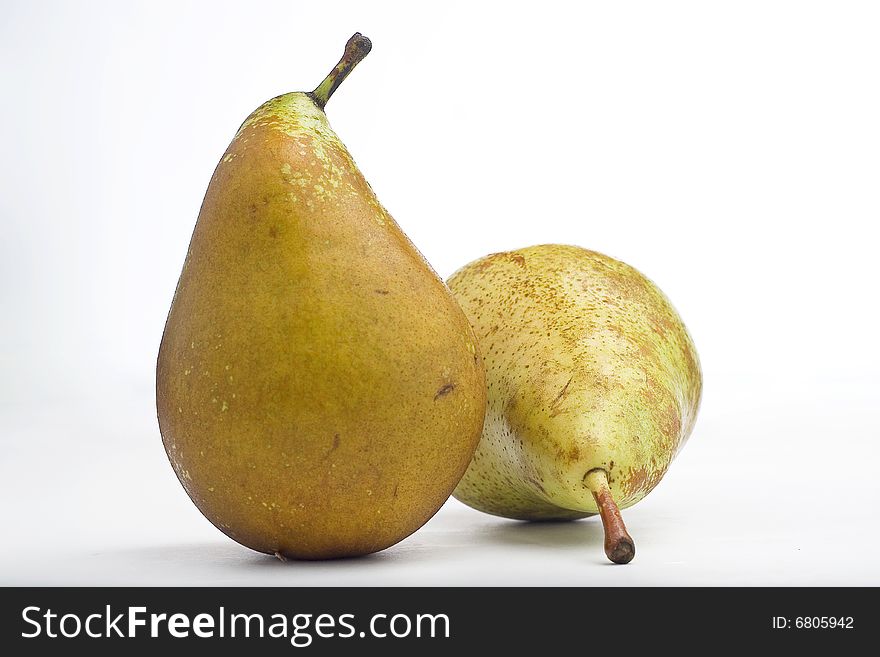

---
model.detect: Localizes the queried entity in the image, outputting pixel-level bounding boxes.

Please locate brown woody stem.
[584,469,635,564]
[310,33,372,109]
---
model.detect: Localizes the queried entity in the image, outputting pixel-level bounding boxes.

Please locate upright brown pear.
[156,34,486,559]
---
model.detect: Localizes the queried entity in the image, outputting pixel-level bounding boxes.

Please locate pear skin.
[447,244,701,563]
[156,35,486,559]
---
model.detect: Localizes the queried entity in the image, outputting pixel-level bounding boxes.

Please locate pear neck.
[235,93,332,142]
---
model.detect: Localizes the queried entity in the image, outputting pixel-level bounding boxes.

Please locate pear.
[156,34,486,559]
[447,245,701,563]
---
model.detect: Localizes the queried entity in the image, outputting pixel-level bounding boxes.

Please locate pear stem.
[584,469,635,564]
[310,33,372,110]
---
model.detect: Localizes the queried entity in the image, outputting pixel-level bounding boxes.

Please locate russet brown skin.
[156,35,486,559]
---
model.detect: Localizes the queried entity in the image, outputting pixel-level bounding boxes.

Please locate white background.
[2,1,878,585]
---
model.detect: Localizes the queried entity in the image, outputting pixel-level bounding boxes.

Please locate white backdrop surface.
[1,1,878,585]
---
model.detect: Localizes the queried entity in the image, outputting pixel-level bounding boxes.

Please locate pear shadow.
[475,518,640,566]
[475,517,605,551]
[96,540,398,572]
[243,548,397,569]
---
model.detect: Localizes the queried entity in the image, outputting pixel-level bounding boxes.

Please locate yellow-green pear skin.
[156,35,486,560]
[447,244,701,522]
